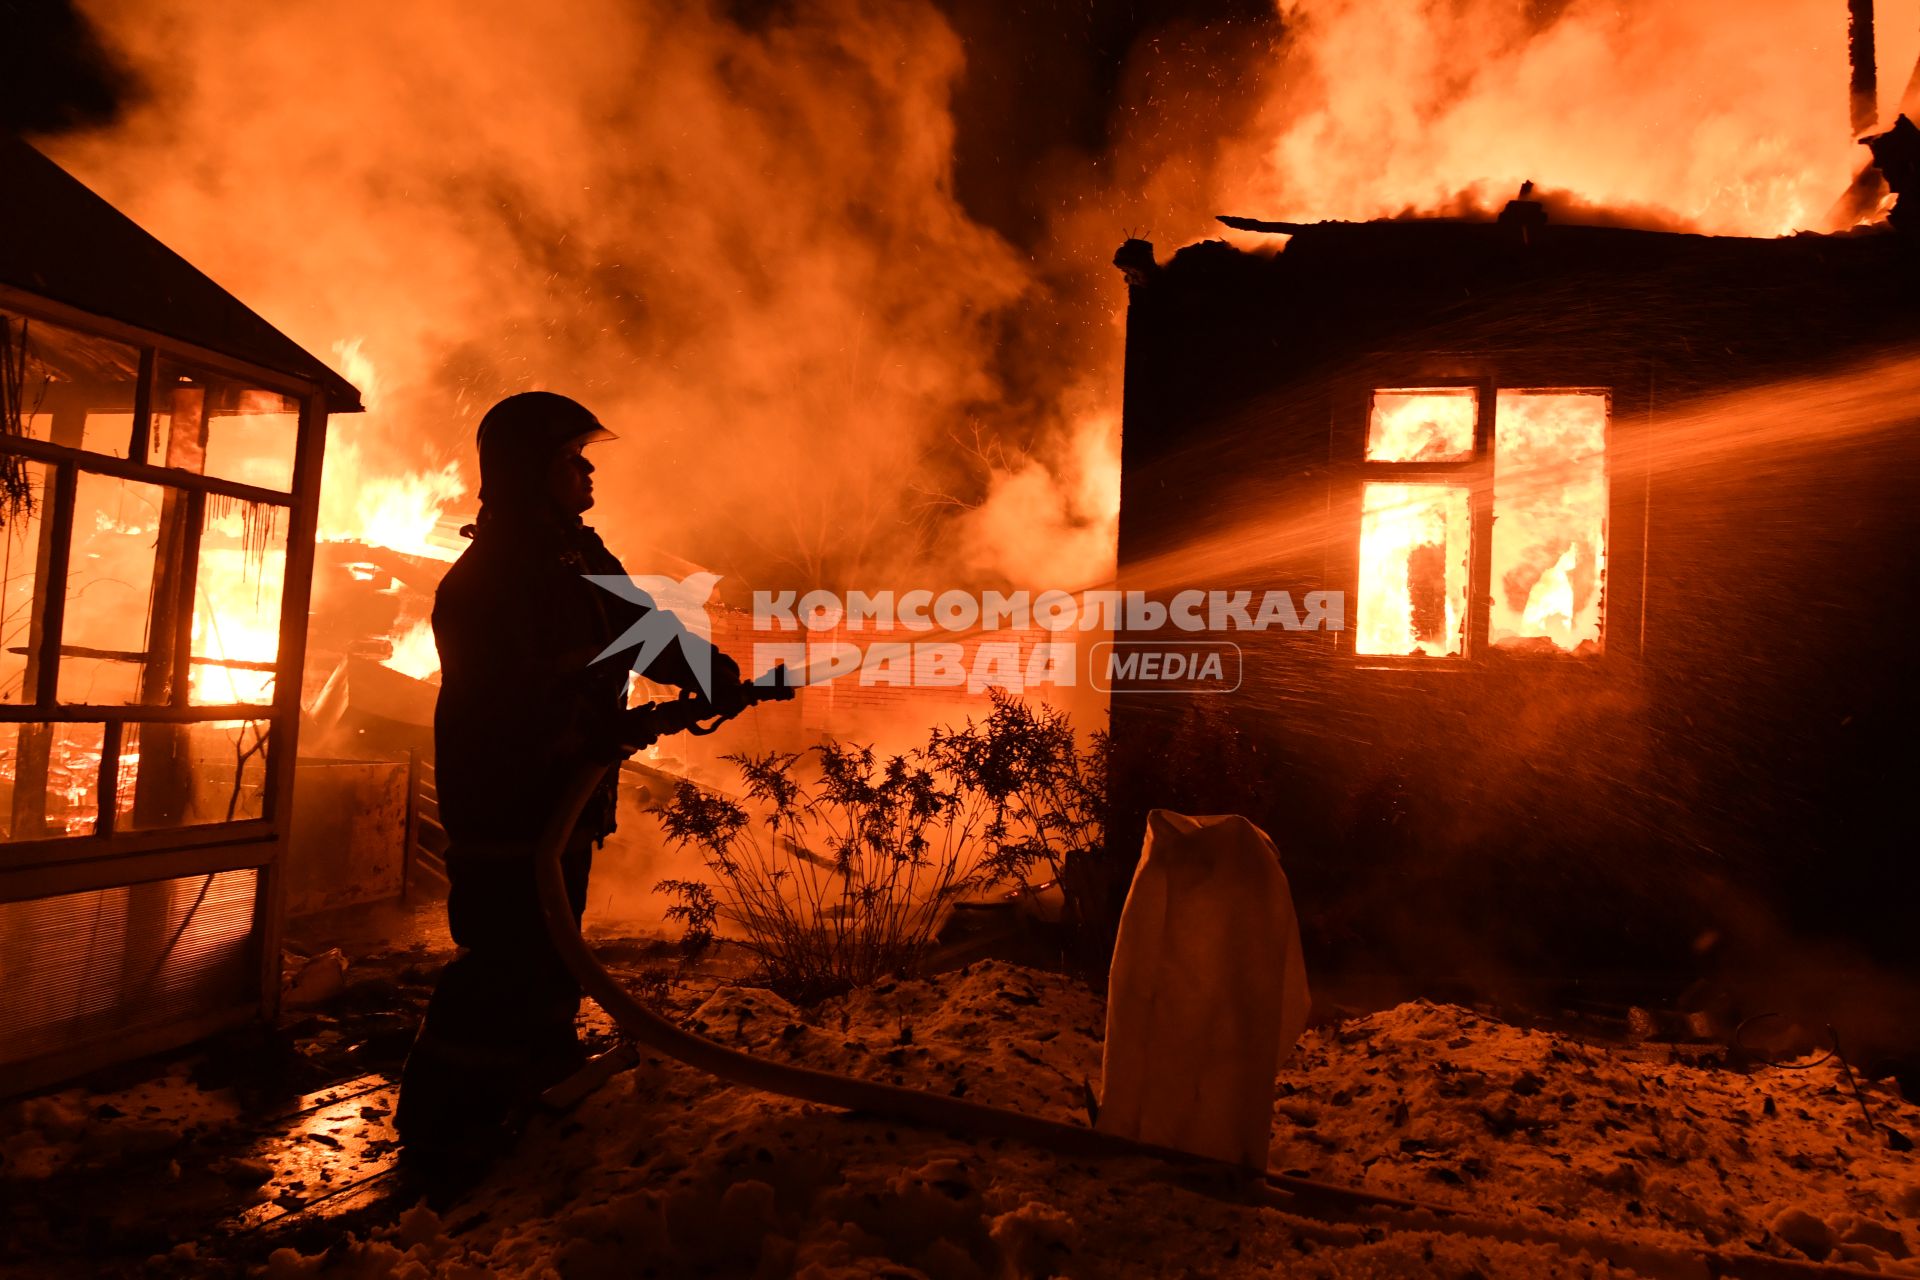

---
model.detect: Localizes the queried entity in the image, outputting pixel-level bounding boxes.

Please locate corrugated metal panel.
[286,761,406,916]
[0,869,258,1069]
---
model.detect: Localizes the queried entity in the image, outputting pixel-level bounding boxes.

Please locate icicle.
[0,317,40,529]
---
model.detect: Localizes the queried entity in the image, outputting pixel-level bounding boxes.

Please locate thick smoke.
[0,0,140,134]
[46,0,1115,592]
[34,0,1910,594]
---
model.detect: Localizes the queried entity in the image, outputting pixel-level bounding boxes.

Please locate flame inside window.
[1489,392,1607,654]
[1367,388,1477,462]
[1355,483,1471,656]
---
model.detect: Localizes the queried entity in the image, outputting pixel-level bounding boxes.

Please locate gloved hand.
[704,649,747,716]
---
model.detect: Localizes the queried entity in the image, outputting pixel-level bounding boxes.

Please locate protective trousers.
[395,838,594,1149]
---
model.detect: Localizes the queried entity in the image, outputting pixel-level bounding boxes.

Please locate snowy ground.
[223,960,1920,1279]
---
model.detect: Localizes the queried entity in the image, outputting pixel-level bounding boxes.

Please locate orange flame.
[1227,0,1916,237]
[1489,392,1607,654]
[1355,482,1471,657]
[383,617,441,682]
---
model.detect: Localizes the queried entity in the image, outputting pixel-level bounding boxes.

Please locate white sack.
[1096,809,1310,1168]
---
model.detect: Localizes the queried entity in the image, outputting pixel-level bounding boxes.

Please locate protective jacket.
[432,510,703,847]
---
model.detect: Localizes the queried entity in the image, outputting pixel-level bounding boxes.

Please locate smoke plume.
[32,0,1914,599]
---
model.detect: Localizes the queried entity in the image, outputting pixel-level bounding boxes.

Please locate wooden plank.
[258,392,330,1018]
[32,464,76,706]
[167,489,206,707]
[10,459,73,837]
[0,435,295,505]
[96,720,122,839]
[129,344,155,461]
[0,826,275,898]
[3,642,277,673]
[0,703,275,723]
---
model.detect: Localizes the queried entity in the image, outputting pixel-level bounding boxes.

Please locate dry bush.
[654,691,1111,1002]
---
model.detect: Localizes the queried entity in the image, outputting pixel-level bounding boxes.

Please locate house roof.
[1117,208,1917,407]
[0,135,362,413]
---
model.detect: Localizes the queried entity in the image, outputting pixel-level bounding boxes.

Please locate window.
[1,306,306,845]
[1355,385,1608,660]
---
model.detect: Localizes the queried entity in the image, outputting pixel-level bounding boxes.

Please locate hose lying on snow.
[534,759,1891,1280]
[534,759,1196,1163]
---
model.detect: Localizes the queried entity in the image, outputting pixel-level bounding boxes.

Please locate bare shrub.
[930,690,1112,967]
[654,692,1112,1001]
[655,742,1004,1004]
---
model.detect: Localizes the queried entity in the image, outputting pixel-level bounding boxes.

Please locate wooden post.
[255,391,329,1019]
[1851,0,1879,136]
[120,385,212,1001]
[11,407,82,838]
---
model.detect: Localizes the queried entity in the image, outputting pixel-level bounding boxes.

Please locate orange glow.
[1224,0,1907,237]
[319,442,464,564]
[1367,390,1477,462]
[1355,483,1471,657]
[190,552,284,704]
[1489,392,1608,653]
[383,618,441,682]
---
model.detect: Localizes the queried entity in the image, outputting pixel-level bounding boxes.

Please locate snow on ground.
[0,1063,243,1181]
[253,961,1920,1278]
[1275,1001,1920,1270]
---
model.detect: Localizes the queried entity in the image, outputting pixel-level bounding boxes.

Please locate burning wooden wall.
[1109,205,1920,994]
[0,138,361,1093]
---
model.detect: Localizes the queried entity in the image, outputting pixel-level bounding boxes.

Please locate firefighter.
[395,391,741,1160]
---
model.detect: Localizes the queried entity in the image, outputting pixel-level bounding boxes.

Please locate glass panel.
[0,721,107,841]
[1366,388,1477,463]
[1356,482,1471,657]
[1490,392,1608,655]
[58,472,167,705]
[1,310,141,459]
[150,360,299,491]
[121,719,269,830]
[0,461,49,704]
[190,500,287,705]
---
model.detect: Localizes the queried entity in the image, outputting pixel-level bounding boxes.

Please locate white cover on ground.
[1097,809,1311,1168]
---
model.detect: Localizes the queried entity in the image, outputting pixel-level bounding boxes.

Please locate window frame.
[0,290,323,871]
[1337,373,1615,668]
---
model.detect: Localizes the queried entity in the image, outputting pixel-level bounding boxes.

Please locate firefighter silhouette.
[396,393,741,1166]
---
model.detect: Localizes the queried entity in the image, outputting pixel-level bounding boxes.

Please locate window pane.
[190,501,287,705]
[1356,483,1471,657]
[0,721,107,841]
[1490,392,1608,654]
[121,719,269,830]
[0,461,50,704]
[1367,388,1477,462]
[58,472,167,705]
[150,360,299,492]
[2,310,141,460]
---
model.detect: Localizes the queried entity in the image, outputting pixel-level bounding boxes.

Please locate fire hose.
[531,699,1891,1280]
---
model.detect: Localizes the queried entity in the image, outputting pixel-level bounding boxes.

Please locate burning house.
[1107,191,1920,996]
[0,138,361,1093]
